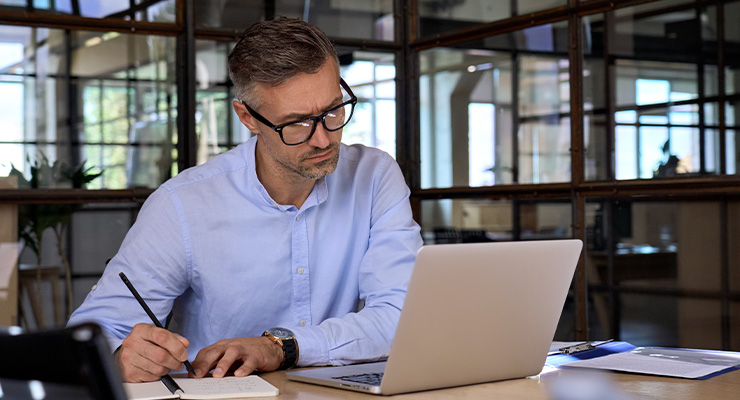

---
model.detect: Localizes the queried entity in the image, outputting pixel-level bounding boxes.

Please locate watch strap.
[278,336,298,370]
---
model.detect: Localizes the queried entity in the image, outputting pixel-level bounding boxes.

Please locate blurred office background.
[0,0,738,352]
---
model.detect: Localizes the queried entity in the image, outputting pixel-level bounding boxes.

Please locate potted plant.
[9,153,102,325]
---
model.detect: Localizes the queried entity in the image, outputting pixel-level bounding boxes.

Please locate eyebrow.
[277,94,345,123]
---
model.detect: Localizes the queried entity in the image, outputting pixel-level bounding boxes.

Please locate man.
[67,17,422,383]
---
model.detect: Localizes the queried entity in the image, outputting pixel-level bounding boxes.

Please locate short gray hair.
[228,17,339,108]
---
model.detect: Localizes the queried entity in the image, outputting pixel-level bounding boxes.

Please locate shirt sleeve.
[67,186,191,352]
[292,155,423,366]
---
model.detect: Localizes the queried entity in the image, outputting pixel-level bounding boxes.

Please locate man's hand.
[191,336,283,378]
[116,323,191,382]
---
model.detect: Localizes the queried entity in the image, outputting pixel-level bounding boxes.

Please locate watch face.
[267,327,294,339]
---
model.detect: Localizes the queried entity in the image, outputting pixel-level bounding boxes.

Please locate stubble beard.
[280,142,341,180]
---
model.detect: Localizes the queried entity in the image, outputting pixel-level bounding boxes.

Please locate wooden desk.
[250,367,740,400]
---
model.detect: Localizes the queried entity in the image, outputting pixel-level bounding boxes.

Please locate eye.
[326,105,345,118]
[290,121,312,128]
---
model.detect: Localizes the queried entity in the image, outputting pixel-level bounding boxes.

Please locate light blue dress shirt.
[68,136,422,367]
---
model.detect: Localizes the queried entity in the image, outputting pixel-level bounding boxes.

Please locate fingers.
[191,343,251,378]
[173,333,191,349]
[118,323,190,382]
[191,337,284,379]
[191,343,224,378]
[212,346,242,378]
[136,324,190,363]
[233,357,260,377]
[118,349,174,381]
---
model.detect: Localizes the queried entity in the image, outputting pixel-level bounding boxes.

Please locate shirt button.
[91,284,97,291]
[297,268,304,274]
[299,320,307,326]
[296,214,301,221]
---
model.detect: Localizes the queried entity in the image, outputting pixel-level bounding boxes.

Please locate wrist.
[263,327,299,370]
[113,345,124,369]
[263,336,284,365]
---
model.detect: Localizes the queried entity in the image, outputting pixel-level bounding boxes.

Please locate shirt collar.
[245,136,330,210]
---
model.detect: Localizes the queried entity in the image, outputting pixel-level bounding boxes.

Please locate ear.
[233,100,261,134]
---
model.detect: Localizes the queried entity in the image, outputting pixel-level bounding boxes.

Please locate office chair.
[0,322,128,400]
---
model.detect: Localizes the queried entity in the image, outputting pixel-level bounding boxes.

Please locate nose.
[306,121,332,148]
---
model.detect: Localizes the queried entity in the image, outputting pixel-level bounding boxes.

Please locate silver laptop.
[286,239,583,395]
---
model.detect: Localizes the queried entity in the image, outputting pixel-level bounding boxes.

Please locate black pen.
[119,272,197,376]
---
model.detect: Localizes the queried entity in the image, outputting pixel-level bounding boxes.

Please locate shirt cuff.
[292,325,330,366]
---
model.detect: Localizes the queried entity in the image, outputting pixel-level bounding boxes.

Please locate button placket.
[291,210,312,327]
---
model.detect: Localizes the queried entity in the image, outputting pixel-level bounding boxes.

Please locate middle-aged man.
[68,17,422,382]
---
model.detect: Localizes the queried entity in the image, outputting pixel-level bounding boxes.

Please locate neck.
[255,141,316,209]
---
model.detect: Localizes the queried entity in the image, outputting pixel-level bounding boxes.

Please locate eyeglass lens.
[281,102,353,145]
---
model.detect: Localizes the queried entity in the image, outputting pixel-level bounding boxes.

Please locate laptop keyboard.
[333,372,384,386]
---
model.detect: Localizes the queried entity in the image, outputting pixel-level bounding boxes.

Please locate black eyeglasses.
[243,78,358,146]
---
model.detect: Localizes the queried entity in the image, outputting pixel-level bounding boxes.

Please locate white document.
[124,381,175,400]
[564,348,740,379]
[124,376,279,400]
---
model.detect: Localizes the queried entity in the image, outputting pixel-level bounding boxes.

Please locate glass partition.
[585,199,740,346]
[339,50,397,158]
[585,201,728,291]
[418,0,511,38]
[420,198,572,244]
[417,0,567,39]
[729,129,738,174]
[727,1,740,97]
[617,295,724,350]
[617,293,680,347]
[420,47,513,188]
[0,26,177,189]
[517,0,566,14]
[421,198,514,244]
[419,22,570,189]
[194,40,249,165]
[0,0,176,21]
[518,54,571,184]
[582,1,729,180]
[727,1,740,177]
[194,0,394,41]
[730,200,740,293]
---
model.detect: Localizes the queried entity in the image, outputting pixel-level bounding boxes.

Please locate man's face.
[240,60,344,181]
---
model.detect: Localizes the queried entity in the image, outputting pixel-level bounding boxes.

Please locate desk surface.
[250,366,740,399]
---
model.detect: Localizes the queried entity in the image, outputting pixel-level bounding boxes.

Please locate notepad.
[123,376,279,400]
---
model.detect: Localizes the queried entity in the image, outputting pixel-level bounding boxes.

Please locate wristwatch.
[263,327,299,370]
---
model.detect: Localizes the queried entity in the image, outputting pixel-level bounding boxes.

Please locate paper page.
[174,376,278,399]
[123,381,178,400]
[632,347,740,367]
[564,351,732,379]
